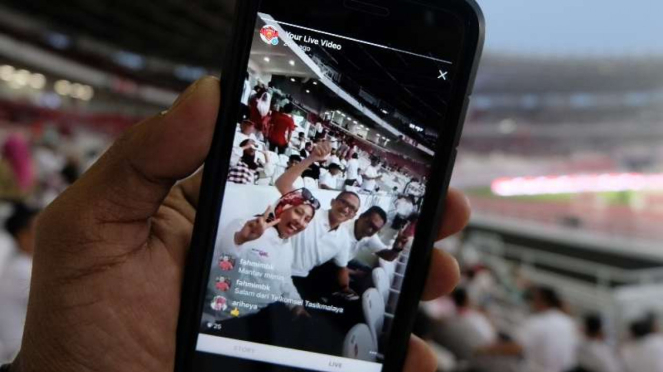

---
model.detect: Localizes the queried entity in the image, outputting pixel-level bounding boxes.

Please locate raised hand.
[309,140,332,162]
[234,207,281,245]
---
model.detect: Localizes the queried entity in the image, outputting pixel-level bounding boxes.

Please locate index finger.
[265,218,282,229]
[262,206,273,219]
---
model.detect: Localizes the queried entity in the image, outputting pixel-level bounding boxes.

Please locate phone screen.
[192,1,469,371]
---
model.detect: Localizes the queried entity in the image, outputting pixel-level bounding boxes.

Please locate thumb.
[67,76,220,223]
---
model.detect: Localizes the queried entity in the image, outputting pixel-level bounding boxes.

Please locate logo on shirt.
[251,248,270,258]
[260,25,280,46]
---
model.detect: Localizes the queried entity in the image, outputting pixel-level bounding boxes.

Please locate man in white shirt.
[392,195,415,229]
[622,314,663,372]
[346,206,406,264]
[319,163,343,190]
[435,287,497,361]
[342,206,408,293]
[0,204,38,362]
[479,286,578,372]
[290,131,307,151]
[575,314,622,372]
[344,153,360,187]
[361,157,382,192]
[325,149,341,168]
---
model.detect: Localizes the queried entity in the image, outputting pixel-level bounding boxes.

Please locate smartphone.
[176,1,484,371]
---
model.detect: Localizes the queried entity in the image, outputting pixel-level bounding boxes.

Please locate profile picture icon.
[215,276,231,292]
[211,296,228,312]
[218,255,235,271]
[260,25,279,46]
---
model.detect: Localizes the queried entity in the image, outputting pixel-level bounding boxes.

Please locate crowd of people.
[203,138,420,356]
[420,266,663,372]
[234,79,430,198]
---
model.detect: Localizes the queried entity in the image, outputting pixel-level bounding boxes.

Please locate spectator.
[319,163,343,190]
[622,314,663,372]
[227,140,259,184]
[314,121,325,140]
[436,287,497,361]
[234,120,258,146]
[404,177,426,203]
[268,103,297,154]
[573,314,621,372]
[0,203,38,362]
[346,206,407,267]
[392,195,415,229]
[344,153,360,187]
[290,131,306,151]
[325,148,341,167]
[361,157,382,192]
[479,286,578,372]
[272,155,305,189]
[300,141,313,158]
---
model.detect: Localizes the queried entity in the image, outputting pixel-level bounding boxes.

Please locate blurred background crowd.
[0,0,662,371]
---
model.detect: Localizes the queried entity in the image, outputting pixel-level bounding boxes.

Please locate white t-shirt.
[345,221,388,262]
[346,159,360,180]
[516,309,579,372]
[325,155,341,167]
[458,309,497,346]
[291,210,351,277]
[315,122,324,134]
[213,218,302,320]
[319,172,341,190]
[577,339,622,372]
[362,165,380,191]
[622,334,663,372]
[0,251,32,361]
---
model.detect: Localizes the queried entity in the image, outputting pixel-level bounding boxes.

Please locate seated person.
[227,139,260,185]
[300,141,313,158]
[290,131,307,151]
[574,314,621,372]
[230,120,258,166]
[209,188,321,321]
[325,148,341,167]
[319,163,343,190]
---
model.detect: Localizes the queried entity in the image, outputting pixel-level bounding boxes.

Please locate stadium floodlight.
[264,57,270,62]
[54,80,72,95]
[0,65,15,81]
[29,73,46,90]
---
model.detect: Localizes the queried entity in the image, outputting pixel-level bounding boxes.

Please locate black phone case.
[175,0,485,371]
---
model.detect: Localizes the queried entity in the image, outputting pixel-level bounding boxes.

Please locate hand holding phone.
[12,75,470,372]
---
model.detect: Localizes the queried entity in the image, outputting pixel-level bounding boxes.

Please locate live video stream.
[197,12,451,371]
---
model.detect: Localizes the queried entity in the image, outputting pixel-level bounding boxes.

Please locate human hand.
[11,76,470,372]
[309,141,331,162]
[234,207,280,245]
